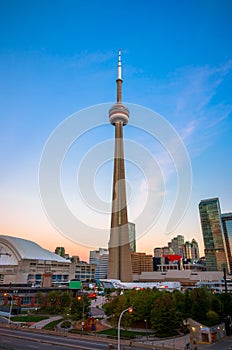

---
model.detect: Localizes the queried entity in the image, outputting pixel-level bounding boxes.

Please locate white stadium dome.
[0,235,68,265]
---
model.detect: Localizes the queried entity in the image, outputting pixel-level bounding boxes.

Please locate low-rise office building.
[133,270,224,290]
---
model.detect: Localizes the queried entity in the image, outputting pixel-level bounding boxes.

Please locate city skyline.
[0,1,232,261]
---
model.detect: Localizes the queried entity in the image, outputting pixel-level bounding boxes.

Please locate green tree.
[36,291,47,309]
[210,294,222,316]
[70,295,90,321]
[128,288,159,326]
[151,293,181,337]
[190,288,211,324]
[49,290,63,313]
[206,310,219,326]
[171,290,186,316]
[103,292,133,328]
[103,296,119,317]
[182,289,192,320]
[60,292,72,312]
[219,293,232,317]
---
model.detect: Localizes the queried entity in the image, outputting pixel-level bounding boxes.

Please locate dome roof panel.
[0,235,70,263]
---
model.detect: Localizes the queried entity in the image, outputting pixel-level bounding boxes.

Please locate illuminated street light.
[144,319,148,340]
[118,307,133,350]
[4,292,13,324]
[77,296,85,331]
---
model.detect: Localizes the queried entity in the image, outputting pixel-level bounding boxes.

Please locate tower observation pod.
[107,50,133,282]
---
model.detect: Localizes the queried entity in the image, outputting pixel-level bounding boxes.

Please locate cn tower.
[107,50,133,282]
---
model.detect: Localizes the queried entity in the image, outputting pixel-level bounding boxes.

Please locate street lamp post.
[4,293,13,324]
[77,296,85,331]
[144,319,148,340]
[82,299,85,323]
[117,307,133,350]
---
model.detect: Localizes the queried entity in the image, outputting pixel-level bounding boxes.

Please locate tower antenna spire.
[118,48,122,80]
[116,49,122,103]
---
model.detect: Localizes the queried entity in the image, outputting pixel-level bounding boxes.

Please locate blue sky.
[0,0,232,260]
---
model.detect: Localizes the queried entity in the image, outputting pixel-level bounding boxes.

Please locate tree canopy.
[103,287,232,337]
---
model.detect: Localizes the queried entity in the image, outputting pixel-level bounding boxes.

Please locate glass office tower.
[199,198,229,272]
[221,213,232,274]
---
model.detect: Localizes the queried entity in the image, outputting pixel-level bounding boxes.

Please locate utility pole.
[223,268,228,293]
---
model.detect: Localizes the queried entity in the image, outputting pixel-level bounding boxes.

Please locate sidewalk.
[196,335,232,349]
[29,315,62,329]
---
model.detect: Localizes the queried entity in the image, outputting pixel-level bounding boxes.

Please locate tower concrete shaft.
[108,50,133,282]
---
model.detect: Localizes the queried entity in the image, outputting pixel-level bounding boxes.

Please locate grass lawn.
[10,315,49,322]
[43,318,64,330]
[96,328,147,338]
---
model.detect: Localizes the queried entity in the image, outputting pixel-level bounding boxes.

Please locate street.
[0,327,110,350]
[0,326,162,350]
[197,336,232,350]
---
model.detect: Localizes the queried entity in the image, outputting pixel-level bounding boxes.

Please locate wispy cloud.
[124,60,232,237]
[69,50,115,69]
[150,60,232,156]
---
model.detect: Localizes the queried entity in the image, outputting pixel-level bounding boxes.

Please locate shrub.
[60,320,72,329]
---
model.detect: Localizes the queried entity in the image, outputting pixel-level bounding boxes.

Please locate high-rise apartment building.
[199,198,229,272]
[191,239,200,260]
[154,246,174,258]
[221,213,232,273]
[182,241,192,259]
[179,240,200,260]
[168,235,184,255]
[89,248,109,279]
